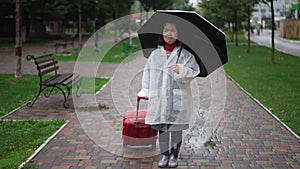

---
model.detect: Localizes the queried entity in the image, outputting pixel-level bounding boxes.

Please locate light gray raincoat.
[138,46,200,126]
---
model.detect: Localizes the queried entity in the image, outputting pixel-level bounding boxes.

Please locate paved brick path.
[1,38,300,169]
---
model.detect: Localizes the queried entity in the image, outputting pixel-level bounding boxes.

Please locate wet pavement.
[250,29,300,58]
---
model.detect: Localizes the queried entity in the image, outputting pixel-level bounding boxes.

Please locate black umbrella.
[137,10,228,77]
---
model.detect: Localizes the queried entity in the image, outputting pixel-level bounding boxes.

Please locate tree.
[139,0,151,12]
[78,0,82,51]
[15,0,22,80]
[151,0,173,10]
[0,0,14,20]
[260,0,276,64]
[246,0,260,53]
[171,0,195,10]
[139,0,174,19]
[197,0,224,28]
[198,0,250,46]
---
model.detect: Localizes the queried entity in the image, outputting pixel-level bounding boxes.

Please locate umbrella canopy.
[137,10,228,77]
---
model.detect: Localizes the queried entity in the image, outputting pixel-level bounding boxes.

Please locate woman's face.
[163,23,178,45]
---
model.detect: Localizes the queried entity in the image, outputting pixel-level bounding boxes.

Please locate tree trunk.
[247,4,251,53]
[234,9,239,47]
[230,23,234,42]
[140,2,143,26]
[114,0,119,44]
[15,0,22,80]
[128,5,132,45]
[94,0,99,53]
[78,0,82,51]
[271,0,276,64]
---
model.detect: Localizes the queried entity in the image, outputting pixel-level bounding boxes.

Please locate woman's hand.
[172,64,180,74]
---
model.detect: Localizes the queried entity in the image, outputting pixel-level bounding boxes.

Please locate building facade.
[252,0,298,28]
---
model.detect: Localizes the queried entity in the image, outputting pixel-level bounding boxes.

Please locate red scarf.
[164,43,177,52]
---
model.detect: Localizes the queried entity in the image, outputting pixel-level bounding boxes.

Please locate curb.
[0,102,27,120]
[278,36,300,44]
[18,120,70,169]
[224,73,300,140]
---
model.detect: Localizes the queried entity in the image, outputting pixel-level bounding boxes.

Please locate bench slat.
[39,66,58,76]
[42,74,60,85]
[45,74,72,85]
[36,56,56,64]
[68,76,83,89]
[38,60,58,70]
[58,74,73,84]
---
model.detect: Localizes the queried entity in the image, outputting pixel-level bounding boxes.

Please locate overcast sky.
[189,0,200,6]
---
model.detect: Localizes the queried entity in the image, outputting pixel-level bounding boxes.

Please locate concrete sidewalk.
[1,38,300,168]
[250,29,300,58]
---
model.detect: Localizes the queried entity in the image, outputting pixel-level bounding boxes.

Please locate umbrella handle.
[176,46,183,64]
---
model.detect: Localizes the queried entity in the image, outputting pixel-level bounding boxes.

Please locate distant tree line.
[197,0,277,63]
[0,0,194,38]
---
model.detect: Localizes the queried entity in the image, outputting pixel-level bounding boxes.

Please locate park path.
[250,29,300,58]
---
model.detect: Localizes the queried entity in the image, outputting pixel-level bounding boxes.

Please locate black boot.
[168,144,181,167]
[168,139,182,168]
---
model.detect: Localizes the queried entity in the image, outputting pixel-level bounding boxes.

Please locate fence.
[279,19,300,39]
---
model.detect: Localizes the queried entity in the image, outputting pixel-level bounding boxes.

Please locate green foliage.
[139,0,152,11]
[151,0,173,10]
[0,0,135,33]
[0,120,66,169]
[0,0,14,19]
[197,0,259,29]
[139,0,190,12]
[224,45,300,136]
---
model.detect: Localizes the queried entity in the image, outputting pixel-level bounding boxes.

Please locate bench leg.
[27,87,46,107]
[44,86,56,97]
[75,81,82,97]
[53,85,70,108]
[55,46,58,53]
[63,89,71,108]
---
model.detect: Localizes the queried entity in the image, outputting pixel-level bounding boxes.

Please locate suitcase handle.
[137,96,148,102]
[136,96,148,125]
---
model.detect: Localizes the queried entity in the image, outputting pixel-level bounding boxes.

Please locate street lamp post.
[94,0,99,54]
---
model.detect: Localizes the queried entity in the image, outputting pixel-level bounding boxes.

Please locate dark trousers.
[159,130,182,156]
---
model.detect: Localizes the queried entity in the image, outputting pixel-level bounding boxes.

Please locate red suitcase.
[122,96,157,147]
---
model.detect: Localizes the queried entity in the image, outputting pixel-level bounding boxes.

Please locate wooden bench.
[26,53,82,108]
[54,40,74,53]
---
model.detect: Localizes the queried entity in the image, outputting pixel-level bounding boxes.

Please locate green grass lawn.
[288,37,300,41]
[224,44,300,136]
[0,74,109,117]
[225,31,250,43]
[55,37,141,63]
[0,120,66,169]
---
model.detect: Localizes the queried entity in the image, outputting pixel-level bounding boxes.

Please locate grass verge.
[224,44,300,136]
[0,120,66,169]
[0,74,109,117]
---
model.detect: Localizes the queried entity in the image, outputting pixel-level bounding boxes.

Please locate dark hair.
[157,22,181,46]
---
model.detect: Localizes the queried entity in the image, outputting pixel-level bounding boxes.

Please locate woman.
[138,22,200,168]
